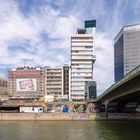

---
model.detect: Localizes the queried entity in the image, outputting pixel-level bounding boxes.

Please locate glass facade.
[114,24,140,82]
[124,29,140,75]
[85,81,96,99]
[114,34,124,82]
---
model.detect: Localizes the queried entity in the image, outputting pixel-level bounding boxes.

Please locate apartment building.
[0,78,8,100]
[45,67,63,97]
[8,67,45,99]
[8,65,70,101]
[70,20,96,101]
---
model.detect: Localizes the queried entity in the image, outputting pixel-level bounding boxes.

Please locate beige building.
[8,67,45,99]
[44,65,69,99]
[0,78,8,100]
[8,65,70,101]
[45,67,63,96]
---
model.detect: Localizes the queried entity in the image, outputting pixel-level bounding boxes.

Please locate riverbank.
[0,113,140,120]
[0,113,96,121]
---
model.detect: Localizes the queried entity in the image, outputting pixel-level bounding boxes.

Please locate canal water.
[0,121,139,140]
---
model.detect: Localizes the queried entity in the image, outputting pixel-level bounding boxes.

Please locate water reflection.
[0,121,139,140]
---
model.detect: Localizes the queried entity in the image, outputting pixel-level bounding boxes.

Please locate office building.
[85,81,96,100]
[114,24,140,81]
[70,20,96,101]
[8,67,45,99]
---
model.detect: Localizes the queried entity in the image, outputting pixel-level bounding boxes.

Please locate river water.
[0,121,139,140]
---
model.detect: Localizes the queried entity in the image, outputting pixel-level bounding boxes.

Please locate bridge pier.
[104,101,109,120]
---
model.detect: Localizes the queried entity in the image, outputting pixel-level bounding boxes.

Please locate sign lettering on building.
[13,71,40,76]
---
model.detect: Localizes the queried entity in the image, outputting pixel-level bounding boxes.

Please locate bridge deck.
[97,65,140,101]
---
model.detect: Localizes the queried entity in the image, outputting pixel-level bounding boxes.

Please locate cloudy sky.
[0,0,140,95]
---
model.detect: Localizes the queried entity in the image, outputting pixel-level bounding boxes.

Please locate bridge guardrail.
[98,65,140,100]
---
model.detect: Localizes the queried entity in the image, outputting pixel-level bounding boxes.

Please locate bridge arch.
[97,65,140,113]
[107,91,140,113]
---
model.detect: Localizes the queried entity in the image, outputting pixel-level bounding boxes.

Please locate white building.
[70,22,96,101]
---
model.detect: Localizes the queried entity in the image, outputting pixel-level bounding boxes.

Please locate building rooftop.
[77,28,86,34]
[12,66,43,71]
[114,23,140,43]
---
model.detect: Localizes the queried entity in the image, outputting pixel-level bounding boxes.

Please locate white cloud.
[0,0,120,95]
[0,1,77,68]
[94,33,114,95]
[0,0,139,96]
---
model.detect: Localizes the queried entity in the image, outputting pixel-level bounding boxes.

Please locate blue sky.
[0,0,140,95]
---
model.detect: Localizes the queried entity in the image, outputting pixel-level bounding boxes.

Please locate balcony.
[71,61,92,64]
[71,69,92,72]
[71,65,92,68]
[71,87,85,90]
[71,74,92,78]
[72,47,93,51]
[47,86,62,89]
[71,43,93,46]
[71,55,96,61]
[72,55,92,58]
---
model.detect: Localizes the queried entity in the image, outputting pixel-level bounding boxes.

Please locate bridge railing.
[98,65,140,100]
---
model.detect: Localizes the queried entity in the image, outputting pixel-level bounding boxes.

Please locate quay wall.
[0,113,100,121]
[108,113,140,120]
[0,113,140,120]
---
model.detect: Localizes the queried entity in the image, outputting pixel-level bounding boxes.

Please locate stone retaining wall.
[0,113,102,121]
[0,113,140,120]
[108,113,140,120]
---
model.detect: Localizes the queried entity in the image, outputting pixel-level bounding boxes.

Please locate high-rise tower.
[114,24,140,82]
[70,20,96,101]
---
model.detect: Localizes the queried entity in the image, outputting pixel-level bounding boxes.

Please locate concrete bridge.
[88,65,140,113]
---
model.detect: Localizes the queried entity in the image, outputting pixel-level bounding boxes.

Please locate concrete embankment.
[107,113,140,120]
[0,113,140,120]
[0,113,101,121]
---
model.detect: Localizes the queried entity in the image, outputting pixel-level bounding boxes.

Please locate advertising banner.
[16,78,37,91]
